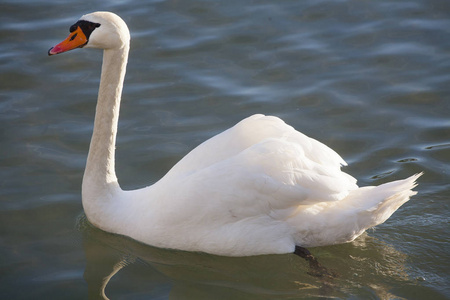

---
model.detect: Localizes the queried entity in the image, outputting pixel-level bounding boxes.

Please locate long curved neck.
[82,45,129,202]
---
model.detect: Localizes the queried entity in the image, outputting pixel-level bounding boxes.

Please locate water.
[1,0,449,299]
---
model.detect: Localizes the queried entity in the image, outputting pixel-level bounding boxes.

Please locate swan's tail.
[351,172,423,230]
[291,173,422,247]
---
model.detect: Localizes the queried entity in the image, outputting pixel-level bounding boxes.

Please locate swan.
[49,11,421,257]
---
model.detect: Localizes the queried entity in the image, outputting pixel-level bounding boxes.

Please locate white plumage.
[49,12,421,257]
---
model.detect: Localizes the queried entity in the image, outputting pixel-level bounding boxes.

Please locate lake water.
[1,0,449,299]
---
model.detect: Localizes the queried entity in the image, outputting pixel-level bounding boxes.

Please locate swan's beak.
[48,26,88,56]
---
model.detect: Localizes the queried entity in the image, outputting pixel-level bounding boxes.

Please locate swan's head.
[48,11,130,56]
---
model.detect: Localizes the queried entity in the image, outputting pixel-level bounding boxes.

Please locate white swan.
[49,12,421,257]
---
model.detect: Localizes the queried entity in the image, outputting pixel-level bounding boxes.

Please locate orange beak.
[48,26,88,56]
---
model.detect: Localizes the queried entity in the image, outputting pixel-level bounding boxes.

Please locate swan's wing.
[160,114,357,210]
[164,114,351,178]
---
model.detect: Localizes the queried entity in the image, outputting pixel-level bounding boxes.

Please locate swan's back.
[161,114,357,203]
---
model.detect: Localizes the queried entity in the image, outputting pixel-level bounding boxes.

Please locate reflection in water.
[78,215,412,299]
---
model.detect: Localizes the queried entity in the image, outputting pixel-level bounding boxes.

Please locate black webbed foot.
[294,246,337,278]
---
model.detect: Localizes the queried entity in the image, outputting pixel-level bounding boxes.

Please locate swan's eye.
[90,23,101,30]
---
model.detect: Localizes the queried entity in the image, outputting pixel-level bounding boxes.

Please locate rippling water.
[1,0,449,299]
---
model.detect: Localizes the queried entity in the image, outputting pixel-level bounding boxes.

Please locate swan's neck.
[82,45,129,210]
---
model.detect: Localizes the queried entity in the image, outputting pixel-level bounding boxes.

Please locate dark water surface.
[1,0,449,299]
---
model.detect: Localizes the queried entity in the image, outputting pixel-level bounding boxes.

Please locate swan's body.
[49,12,421,256]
